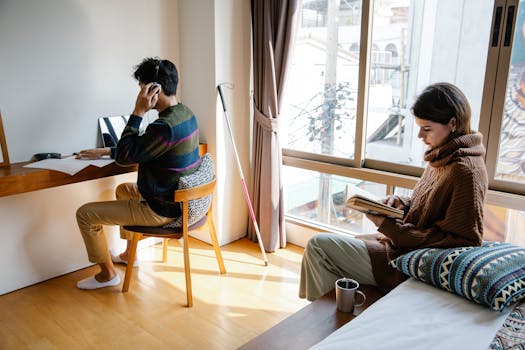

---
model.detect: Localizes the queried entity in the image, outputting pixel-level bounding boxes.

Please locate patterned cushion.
[390,241,525,311]
[163,153,214,228]
[489,302,525,349]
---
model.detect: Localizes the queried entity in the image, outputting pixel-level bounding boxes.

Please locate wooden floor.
[238,285,383,350]
[0,238,310,350]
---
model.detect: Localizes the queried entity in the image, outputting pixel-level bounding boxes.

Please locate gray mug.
[335,278,366,313]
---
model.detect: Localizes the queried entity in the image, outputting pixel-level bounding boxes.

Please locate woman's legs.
[299,232,376,301]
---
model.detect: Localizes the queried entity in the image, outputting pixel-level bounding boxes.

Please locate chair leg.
[122,233,141,292]
[183,233,193,307]
[182,204,193,307]
[162,238,168,263]
[208,217,226,274]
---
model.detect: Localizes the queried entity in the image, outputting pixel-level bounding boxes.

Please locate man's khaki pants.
[76,183,173,263]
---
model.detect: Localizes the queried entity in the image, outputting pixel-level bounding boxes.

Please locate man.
[75,57,201,290]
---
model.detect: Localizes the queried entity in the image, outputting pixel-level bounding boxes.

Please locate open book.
[346,194,404,219]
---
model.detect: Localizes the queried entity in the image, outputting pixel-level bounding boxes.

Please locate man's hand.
[132,83,160,116]
[76,148,111,160]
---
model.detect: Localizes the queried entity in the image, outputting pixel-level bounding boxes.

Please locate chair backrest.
[163,153,215,228]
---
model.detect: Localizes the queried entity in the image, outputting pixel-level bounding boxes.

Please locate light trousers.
[76,183,174,263]
[299,232,377,301]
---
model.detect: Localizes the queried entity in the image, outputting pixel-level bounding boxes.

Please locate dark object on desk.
[32,153,61,161]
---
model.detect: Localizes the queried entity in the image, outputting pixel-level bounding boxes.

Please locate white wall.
[0,0,252,294]
[178,0,251,245]
[0,0,180,162]
[214,0,253,245]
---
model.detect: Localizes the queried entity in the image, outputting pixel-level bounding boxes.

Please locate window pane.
[283,0,362,158]
[495,2,525,184]
[284,165,394,234]
[484,203,525,246]
[365,0,492,167]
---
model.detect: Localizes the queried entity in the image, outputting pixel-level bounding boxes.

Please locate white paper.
[24,156,114,175]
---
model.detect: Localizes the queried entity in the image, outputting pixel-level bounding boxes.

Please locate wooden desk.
[0,144,207,197]
[0,161,137,197]
[238,285,383,350]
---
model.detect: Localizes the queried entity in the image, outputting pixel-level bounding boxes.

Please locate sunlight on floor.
[132,238,309,313]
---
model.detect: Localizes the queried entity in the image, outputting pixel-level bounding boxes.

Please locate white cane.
[217,83,269,266]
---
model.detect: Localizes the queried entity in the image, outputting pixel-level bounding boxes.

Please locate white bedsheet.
[310,278,513,350]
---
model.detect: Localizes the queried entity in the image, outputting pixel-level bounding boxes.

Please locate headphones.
[153,59,161,83]
[149,59,162,94]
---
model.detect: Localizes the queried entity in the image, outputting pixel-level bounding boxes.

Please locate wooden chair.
[121,178,226,307]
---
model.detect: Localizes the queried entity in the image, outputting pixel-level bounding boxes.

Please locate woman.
[299,82,488,300]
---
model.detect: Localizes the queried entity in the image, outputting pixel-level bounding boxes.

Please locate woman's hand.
[75,147,111,160]
[381,195,406,210]
[365,213,386,227]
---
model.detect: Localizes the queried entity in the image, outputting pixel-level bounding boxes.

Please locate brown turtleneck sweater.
[360,132,488,293]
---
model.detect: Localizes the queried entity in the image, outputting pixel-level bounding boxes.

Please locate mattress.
[310,278,513,350]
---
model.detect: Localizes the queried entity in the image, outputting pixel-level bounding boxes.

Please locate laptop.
[98,114,154,147]
[98,115,130,147]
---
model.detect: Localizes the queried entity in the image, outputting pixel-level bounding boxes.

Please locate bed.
[311,241,525,350]
[310,278,521,349]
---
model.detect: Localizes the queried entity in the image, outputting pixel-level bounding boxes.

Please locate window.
[490,1,525,187]
[284,165,390,234]
[365,0,491,168]
[283,0,525,235]
[284,0,361,160]
[484,203,525,245]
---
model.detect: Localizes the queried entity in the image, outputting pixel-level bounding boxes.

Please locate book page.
[24,156,114,175]
[346,194,404,219]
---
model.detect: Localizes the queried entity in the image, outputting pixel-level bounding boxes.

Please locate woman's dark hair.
[133,57,179,96]
[411,82,472,135]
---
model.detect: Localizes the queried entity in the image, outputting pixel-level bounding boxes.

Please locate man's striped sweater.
[114,103,201,218]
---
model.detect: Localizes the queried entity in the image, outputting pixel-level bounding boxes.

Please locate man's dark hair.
[133,57,179,96]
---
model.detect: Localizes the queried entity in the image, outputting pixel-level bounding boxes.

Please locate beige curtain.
[249,0,299,252]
